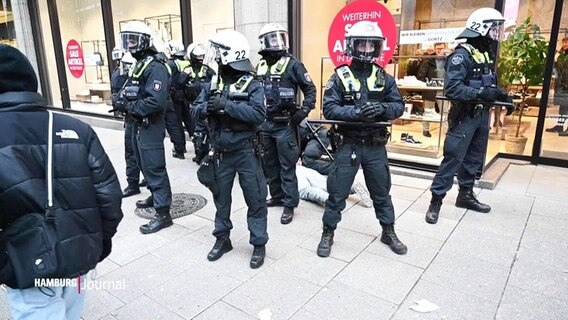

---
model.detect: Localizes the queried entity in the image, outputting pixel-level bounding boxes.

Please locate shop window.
[540,3,568,161]
[0,0,16,47]
[55,1,109,114]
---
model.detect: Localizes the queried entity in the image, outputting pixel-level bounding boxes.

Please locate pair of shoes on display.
[352,182,373,208]
[401,133,422,145]
[545,125,564,133]
[207,238,265,269]
[559,128,568,136]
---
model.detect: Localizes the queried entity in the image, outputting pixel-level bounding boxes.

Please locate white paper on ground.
[410,299,440,313]
[258,308,273,320]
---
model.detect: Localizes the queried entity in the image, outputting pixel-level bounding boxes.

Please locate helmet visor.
[486,21,505,41]
[120,32,149,53]
[259,30,289,51]
[348,38,384,62]
[204,42,223,67]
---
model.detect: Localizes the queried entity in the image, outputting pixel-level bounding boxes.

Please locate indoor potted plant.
[498,17,548,154]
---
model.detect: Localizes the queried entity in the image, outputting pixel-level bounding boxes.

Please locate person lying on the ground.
[297,165,372,208]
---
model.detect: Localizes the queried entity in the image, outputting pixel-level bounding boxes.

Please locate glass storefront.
[540,2,568,161]
[9,0,567,170]
[0,0,16,47]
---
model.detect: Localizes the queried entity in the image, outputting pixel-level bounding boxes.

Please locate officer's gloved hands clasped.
[359,102,386,120]
[290,109,309,126]
[111,93,127,112]
[207,95,228,113]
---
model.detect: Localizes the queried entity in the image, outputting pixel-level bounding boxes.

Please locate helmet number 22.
[235,50,246,60]
[470,22,481,31]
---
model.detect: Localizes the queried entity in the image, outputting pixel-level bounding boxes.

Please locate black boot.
[425,195,443,224]
[380,223,407,255]
[559,128,568,137]
[250,246,265,269]
[266,198,284,207]
[139,179,147,187]
[207,238,233,261]
[172,150,185,159]
[281,207,294,224]
[136,195,154,209]
[317,225,335,257]
[455,187,491,213]
[122,185,140,198]
[139,207,173,234]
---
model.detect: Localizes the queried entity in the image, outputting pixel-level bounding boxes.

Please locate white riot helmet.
[120,21,153,54]
[168,40,185,58]
[186,43,206,62]
[456,8,505,40]
[205,29,254,72]
[111,45,124,61]
[345,21,385,63]
[258,23,289,52]
[119,52,136,75]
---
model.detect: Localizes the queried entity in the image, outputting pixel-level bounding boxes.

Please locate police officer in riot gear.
[111,49,144,197]
[195,30,268,269]
[164,40,188,159]
[256,23,316,225]
[113,21,173,234]
[183,43,216,163]
[426,8,513,224]
[317,21,407,257]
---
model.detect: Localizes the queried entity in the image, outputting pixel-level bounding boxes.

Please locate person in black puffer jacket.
[0,44,123,319]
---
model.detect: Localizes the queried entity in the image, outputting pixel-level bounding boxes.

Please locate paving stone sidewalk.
[1,127,567,320]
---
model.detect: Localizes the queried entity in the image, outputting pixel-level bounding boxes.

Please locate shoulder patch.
[153,80,162,92]
[304,72,312,83]
[451,54,464,65]
[324,79,334,90]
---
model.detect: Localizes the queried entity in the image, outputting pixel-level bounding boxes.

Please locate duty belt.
[342,135,388,146]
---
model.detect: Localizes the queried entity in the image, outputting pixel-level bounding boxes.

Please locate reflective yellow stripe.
[461,43,492,64]
[129,58,152,78]
[256,56,291,76]
[175,60,190,72]
[183,64,207,78]
[336,64,384,92]
[217,75,253,93]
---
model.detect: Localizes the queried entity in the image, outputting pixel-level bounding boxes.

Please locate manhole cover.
[135,193,207,219]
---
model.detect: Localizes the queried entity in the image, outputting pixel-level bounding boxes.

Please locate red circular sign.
[327,0,397,67]
[65,39,85,78]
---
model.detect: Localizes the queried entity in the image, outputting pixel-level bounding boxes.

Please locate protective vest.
[212,75,255,132]
[335,64,386,104]
[459,43,496,87]
[256,56,296,109]
[129,56,171,81]
[184,63,209,79]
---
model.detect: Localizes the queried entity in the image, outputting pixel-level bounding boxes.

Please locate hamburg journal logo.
[34,273,125,294]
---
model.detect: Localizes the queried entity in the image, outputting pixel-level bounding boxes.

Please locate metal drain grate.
[135,193,207,219]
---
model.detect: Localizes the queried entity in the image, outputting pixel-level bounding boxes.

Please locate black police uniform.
[111,67,141,193]
[321,63,403,230]
[119,53,173,230]
[194,73,268,249]
[430,44,497,199]
[182,62,215,163]
[164,58,186,156]
[257,54,316,217]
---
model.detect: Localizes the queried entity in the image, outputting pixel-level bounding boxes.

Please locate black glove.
[478,87,507,102]
[111,93,127,112]
[360,102,386,119]
[207,95,227,113]
[99,239,112,262]
[290,109,309,126]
